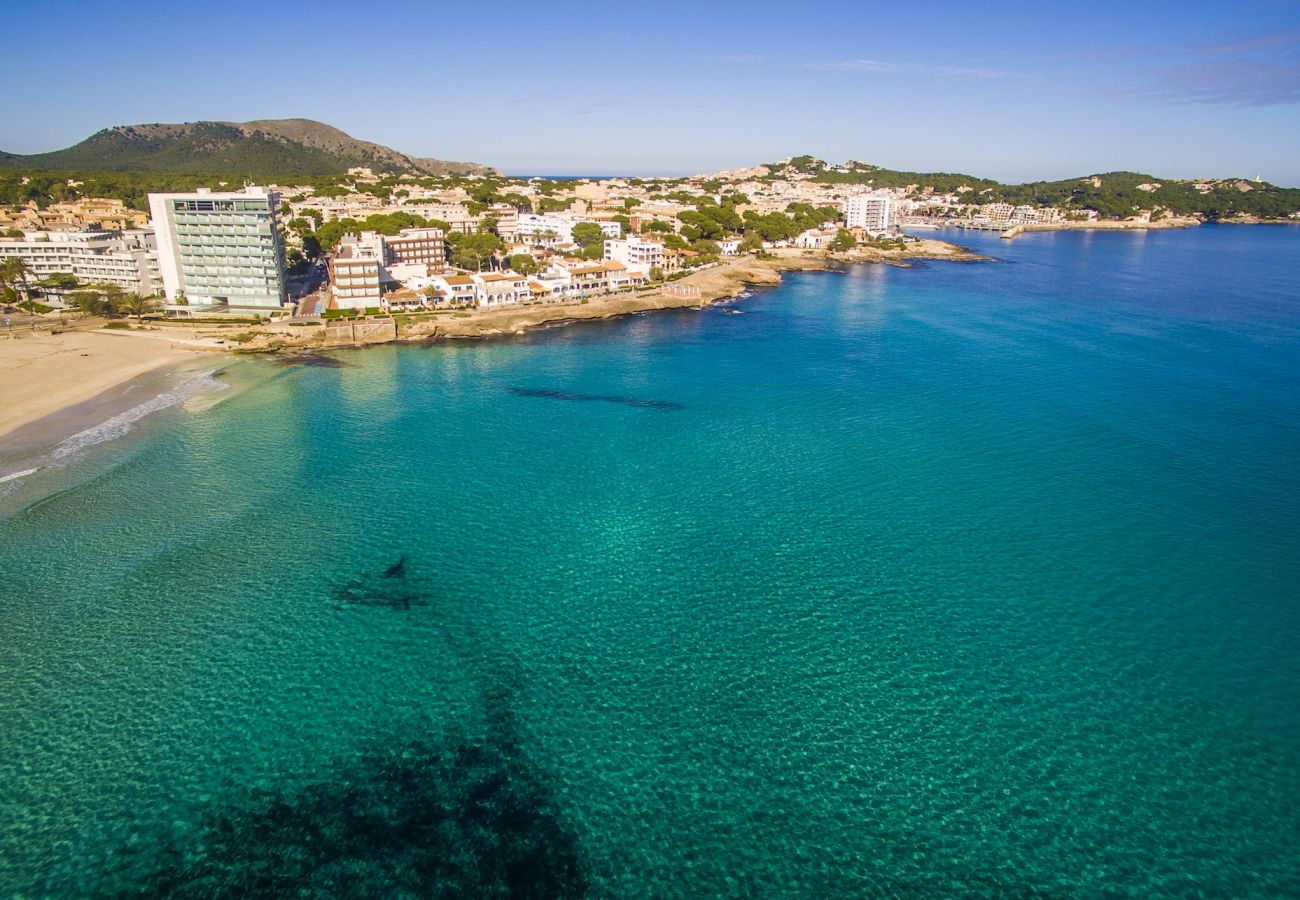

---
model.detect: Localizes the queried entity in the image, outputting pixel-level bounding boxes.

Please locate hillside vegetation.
[0,119,493,179]
[766,157,1300,219]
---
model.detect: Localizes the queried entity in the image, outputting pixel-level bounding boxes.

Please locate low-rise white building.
[795,229,837,250]
[542,259,644,297]
[517,213,621,246]
[428,273,478,306]
[477,272,532,307]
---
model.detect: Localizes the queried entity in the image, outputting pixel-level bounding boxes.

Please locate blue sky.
[3,0,1300,183]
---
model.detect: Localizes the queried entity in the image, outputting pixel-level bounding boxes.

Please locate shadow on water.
[98,682,589,898]
[333,555,428,610]
[507,387,683,411]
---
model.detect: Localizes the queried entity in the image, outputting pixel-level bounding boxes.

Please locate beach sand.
[0,330,220,441]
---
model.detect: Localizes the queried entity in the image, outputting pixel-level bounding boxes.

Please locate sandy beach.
[0,330,221,441]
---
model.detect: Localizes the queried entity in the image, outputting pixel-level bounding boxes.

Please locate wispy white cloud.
[1124,26,1300,106]
[806,58,1015,79]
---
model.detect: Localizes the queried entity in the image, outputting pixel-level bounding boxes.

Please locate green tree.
[0,257,32,306]
[500,192,533,213]
[447,232,502,271]
[831,229,857,252]
[508,254,538,275]
[571,222,606,259]
[691,239,721,260]
[37,272,79,292]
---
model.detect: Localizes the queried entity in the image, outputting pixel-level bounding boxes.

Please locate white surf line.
[0,467,41,484]
[50,369,229,462]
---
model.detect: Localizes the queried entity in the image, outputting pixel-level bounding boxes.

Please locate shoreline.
[242,240,988,351]
[0,331,225,441]
[0,242,981,475]
[999,217,1201,239]
[995,216,1297,239]
[0,331,230,487]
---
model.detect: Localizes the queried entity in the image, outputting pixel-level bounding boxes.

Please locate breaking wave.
[50,370,229,462]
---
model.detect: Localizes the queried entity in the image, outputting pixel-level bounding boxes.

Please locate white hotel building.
[0,228,161,294]
[844,193,895,234]
[148,186,287,310]
[516,213,621,246]
[603,235,663,274]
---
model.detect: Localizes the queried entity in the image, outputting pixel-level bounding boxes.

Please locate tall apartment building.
[603,235,663,274]
[844,193,894,234]
[329,233,385,310]
[148,186,286,309]
[0,228,161,294]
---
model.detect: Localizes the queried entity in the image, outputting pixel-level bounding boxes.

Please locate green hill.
[0,119,494,179]
[764,157,1300,220]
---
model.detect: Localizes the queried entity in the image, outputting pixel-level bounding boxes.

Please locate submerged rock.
[99,687,589,898]
[507,387,683,411]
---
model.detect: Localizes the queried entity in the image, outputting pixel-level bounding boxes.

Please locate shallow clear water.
[1,226,1298,896]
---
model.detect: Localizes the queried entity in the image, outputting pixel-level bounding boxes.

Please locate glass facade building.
[148,187,286,309]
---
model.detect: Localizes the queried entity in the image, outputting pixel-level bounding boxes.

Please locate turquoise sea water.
[1,225,1299,897]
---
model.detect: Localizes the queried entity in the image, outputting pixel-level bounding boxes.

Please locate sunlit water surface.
[1,226,1298,896]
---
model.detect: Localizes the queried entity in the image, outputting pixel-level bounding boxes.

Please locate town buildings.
[147,186,287,310]
[0,197,148,234]
[0,228,161,295]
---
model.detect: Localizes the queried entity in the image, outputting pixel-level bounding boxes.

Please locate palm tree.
[116,292,157,322]
[0,257,31,309]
